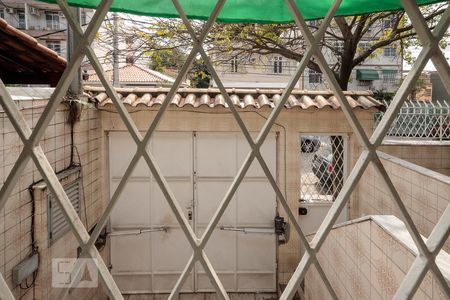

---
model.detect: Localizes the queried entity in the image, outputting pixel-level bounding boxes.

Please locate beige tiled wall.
[355,152,450,253]
[380,144,450,177]
[0,99,106,299]
[100,106,375,285]
[304,217,449,300]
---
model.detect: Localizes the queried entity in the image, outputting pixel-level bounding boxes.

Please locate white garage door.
[109,131,277,293]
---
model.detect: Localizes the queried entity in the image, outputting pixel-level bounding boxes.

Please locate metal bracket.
[220,226,275,234]
[108,227,168,237]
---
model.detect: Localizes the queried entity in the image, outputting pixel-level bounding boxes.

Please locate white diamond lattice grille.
[0,0,449,299]
[300,135,346,202]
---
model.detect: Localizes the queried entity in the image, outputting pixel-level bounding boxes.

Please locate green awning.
[39,0,445,24]
[356,69,380,81]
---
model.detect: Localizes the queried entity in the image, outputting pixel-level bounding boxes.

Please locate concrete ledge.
[377,150,450,185]
[382,138,450,146]
[372,215,450,282]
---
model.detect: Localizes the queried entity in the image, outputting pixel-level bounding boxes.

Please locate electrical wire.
[73,145,89,228]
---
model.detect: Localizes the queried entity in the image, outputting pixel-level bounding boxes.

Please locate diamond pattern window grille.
[0,0,449,299]
[300,135,346,202]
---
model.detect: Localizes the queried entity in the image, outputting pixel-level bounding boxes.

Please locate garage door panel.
[110,132,151,177]
[110,180,151,227]
[153,273,194,293]
[110,131,277,294]
[196,227,236,271]
[151,228,192,272]
[237,133,276,177]
[237,234,276,271]
[110,234,151,272]
[237,180,276,226]
[150,179,192,226]
[197,132,236,177]
[152,132,192,177]
[196,180,236,226]
[113,274,152,293]
[196,271,236,292]
[237,273,276,291]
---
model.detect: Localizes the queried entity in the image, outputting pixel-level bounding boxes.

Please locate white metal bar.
[370,152,450,295]
[371,4,450,147]
[0,272,14,300]
[394,205,450,299]
[281,150,373,300]
[169,254,196,299]
[285,0,372,152]
[83,0,228,253]
[171,2,326,294]
[0,0,123,298]
[65,1,229,299]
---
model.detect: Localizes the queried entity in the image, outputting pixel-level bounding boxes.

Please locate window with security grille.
[300,135,347,202]
[308,69,323,84]
[384,45,397,57]
[358,42,371,52]
[48,179,81,245]
[383,16,395,29]
[47,41,61,55]
[46,11,60,30]
[357,79,371,86]
[81,10,87,25]
[273,56,283,74]
[17,10,26,29]
[230,56,238,72]
[383,70,398,83]
[334,40,344,53]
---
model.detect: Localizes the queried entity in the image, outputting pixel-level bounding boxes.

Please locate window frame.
[17,10,26,29]
[273,56,284,74]
[46,11,60,30]
[47,41,62,55]
[308,69,323,84]
[384,45,397,57]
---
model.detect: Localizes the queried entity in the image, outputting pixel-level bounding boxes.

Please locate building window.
[308,69,323,84]
[81,10,87,25]
[384,45,397,57]
[334,40,344,53]
[230,56,239,73]
[47,41,61,54]
[308,20,320,28]
[357,80,372,87]
[17,10,26,29]
[358,42,371,52]
[383,17,395,30]
[383,70,398,84]
[273,56,283,74]
[0,8,4,19]
[46,12,60,30]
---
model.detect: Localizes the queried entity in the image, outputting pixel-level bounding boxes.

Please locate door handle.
[108,226,167,237]
[219,226,275,234]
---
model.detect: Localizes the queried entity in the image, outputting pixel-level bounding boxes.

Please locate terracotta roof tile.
[85,86,381,111]
[0,18,66,65]
[86,64,177,84]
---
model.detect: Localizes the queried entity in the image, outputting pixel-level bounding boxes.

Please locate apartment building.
[213,20,403,92]
[0,0,92,58]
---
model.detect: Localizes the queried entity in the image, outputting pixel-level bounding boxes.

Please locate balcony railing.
[374,100,450,141]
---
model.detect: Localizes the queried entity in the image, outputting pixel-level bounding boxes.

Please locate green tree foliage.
[107,4,446,90]
[149,49,186,72]
[188,59,211,88]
